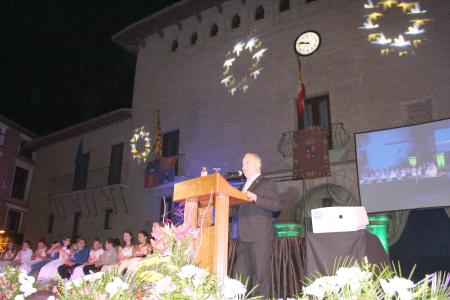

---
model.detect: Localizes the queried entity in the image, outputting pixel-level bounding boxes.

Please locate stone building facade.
[0,114,37,240]
[24,0,450,241]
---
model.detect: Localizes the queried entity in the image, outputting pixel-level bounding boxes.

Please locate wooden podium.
[173,173,250,278]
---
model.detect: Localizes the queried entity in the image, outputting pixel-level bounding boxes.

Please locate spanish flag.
[153,111,162,157]
[297,65,306,114]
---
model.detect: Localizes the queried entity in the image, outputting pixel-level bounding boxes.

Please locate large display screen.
[355,119,450,213]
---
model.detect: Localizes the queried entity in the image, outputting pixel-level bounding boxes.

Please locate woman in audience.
[26,239,48,273]
[116,231,135,274]
[83,238,118,275]
[0,241,17,269]
[29,240,60,275]
[11,241,33,272]
[71,238,104,280]
[37,237,71,282]
[125,231,151,274]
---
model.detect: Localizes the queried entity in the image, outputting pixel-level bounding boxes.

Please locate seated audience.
[11,241,33,272]
[58,238,90,279]
[125,231,151,274]
[83,238,118,275]
[70,238,104,280]
[116,231,135,274]
[30,240,60,275]
[26,239,48,273]
[38,237,71,282]
[0,241,17,270]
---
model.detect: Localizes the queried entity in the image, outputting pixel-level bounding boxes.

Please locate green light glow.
[367,215,389,255]
[408,156,417,167]
[436,153,445,169]
[274,223,303,237]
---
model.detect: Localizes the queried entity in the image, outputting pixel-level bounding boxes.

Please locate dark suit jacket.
[238,175,281,242]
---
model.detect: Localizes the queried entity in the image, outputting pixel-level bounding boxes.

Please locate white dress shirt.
[242,173,261,193]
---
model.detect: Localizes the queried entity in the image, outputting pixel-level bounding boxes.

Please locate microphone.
[224,170,243,180]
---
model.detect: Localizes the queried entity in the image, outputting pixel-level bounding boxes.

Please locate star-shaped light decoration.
[130,126,152,165]
[220,37,268,96]
[360,0,429,56]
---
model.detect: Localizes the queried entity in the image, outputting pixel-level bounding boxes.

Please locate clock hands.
[298,41,310,45]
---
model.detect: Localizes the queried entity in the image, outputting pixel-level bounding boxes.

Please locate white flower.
[47,296,56,300]
[19,285,37,297]
[14,295,24,300]
[105,277,129,296]
[84,271,104,281]
[177,264,209,286]
[154,276,177,295]
[335,267,372,293]
[221,276,246,300]
[303,281,325,299]
[380,277,415,300]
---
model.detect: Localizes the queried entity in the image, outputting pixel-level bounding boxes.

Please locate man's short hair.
[244,152,262,168]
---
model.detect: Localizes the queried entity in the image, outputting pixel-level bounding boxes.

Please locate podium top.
[173,173,251,207]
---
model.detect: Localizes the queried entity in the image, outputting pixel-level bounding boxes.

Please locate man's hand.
[245,191,258,202]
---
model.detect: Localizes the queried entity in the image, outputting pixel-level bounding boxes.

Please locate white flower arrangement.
[380,277,415,300]
[221,276,247,300]
[105,277,130,297]
[0,266,37,299]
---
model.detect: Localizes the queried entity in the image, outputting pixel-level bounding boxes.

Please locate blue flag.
[75,138,84,167]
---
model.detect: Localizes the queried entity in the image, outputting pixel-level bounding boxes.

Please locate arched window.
[255,6,264,21]
[279,0,290,12]
[210,23,218,37]
[231,14,240,29]
[171,39,178,52]
[190,32,198,45]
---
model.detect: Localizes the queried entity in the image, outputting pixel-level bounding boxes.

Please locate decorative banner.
[293,126,331,179]
[360,0,429,56]
[220,37,268,95]
[130,126,152,164]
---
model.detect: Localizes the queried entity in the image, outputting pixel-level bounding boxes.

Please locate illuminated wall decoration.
[130,126,152,164]
[360,0,429,56]
[220,37,268,95]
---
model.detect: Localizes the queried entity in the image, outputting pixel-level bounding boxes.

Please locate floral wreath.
[130,126,152,164]
[360,0,429,56]
[220,37,267,95]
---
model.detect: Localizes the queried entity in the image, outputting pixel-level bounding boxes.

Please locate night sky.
[0,1,180,136]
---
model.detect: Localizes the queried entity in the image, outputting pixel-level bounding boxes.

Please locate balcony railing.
[278,122,350,158]
[48,164,129,196]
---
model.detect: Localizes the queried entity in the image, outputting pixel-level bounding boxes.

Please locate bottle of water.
[201,167,208,177]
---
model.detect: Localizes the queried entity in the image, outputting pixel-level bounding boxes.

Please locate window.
[104,209,113,230]
[210,23,218,37]
[279,0,290,12]
[11,166,29,200]
[19,141,33,160]
[73,153,90,191]
[72,212,81,239]
[255,6,264,21]
[160,197,173,222]
[163,130,180,175]
[171,39,178,52]
[231,14,240,29]
[5,209,23,232]
[47,215,54,234]
[108,143,123,185]
[298,94,332,147]
[190,32,198,45]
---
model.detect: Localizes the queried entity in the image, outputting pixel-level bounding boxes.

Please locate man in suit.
[235,153,280,298]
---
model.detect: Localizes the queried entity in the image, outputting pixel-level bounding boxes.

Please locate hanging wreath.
[130,126,152,164]
[220,37,268,95]
[360,0,429,56]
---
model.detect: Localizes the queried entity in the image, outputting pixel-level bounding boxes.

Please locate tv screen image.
[355,118,450,213]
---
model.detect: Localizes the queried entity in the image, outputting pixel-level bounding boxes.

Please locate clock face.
[294,31,321,56]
